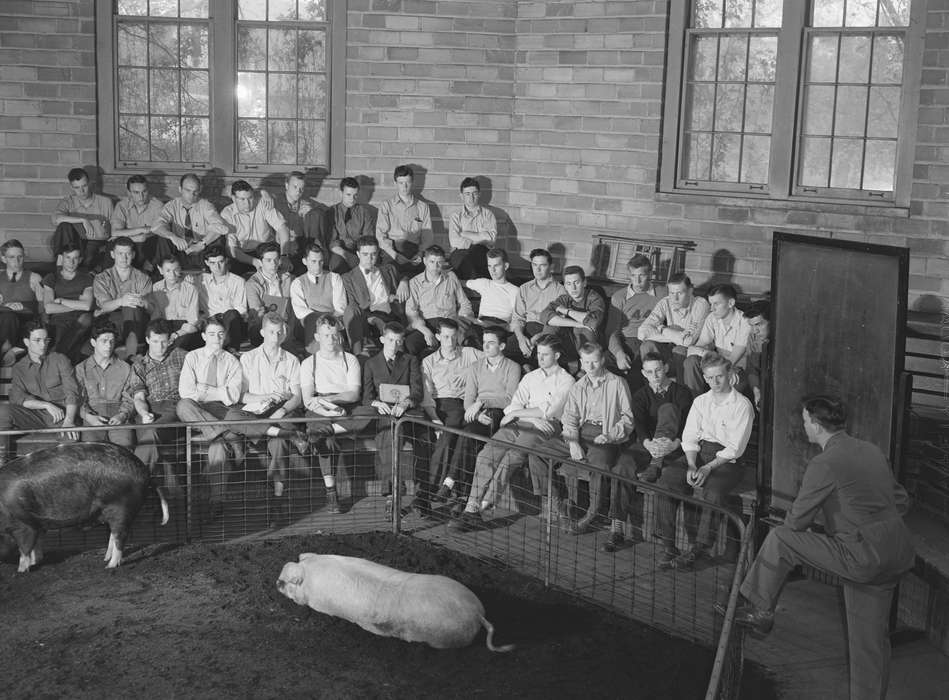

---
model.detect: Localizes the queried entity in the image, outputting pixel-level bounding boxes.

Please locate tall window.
[660,0,924,206]
[97,0,346,175]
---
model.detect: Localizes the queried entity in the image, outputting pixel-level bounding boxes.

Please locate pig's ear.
[283,562,305,585]
[298,552,317,562]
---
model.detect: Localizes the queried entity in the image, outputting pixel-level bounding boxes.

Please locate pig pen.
[0,532,775,699]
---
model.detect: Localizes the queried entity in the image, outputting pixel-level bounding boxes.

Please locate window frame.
[95,0,347,177]
[659,0,925,208]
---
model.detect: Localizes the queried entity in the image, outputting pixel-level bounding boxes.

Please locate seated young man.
[602,352,693,553]
[221,180,292,275]
[607,254,665,391]
[447,177,497,279]
[51,167,113,272]
[743,300,770,411]
[452,334,575,532]
[153,173,228,270]
[403,245,475,357]
[463,247,519,347]
[529,342,633,534]
[110,174,164,272]
[682,284,751,396]
[656,352,753,569]
[75,322,139,448]
[245,241,294,348]
[223,312,307,499]
[539,265,606,369]
[0,238,43,366]
[375,164,433,275]
[9,321,80,440]
[41,242,94,363]
[360,322,431,516]
[300,314,373,513]
[443,327,521,523]
[92,236,152,359]
[197,246,248,354]
[132,319,188,489]
[320,177,376,273]
[341,236,404,355]
[149,255,201,351]
[509,248,566,365]
[289,242,347,348]
[420,318,483,502]
[637,272,710,382]
[176,318,244,517]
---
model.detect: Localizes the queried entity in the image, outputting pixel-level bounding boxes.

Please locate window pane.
[118,67,148,112]
[238,27,268,71]
[269,0,297,21]
[724,0,753,28]
[238,0,266,20]
[691,36,719,81]
[878,0,910,27]
[268,74,297,118]
[807,35,838,83]
[269,28,298,71]
[237,72,266,117]
[298,74,326,116]
[150,0,178,17]
[149,23,179,67]
[150,116,181,161]
[754,0,782,27]
[715,84,745,132]
[179,24,208,68]
[269,120,297,163]
[834,86,867,137]
[741,134,770,182]
[179,0,208,19]
[238,119,267,163]
[863,140,896,190]
[181,116,210,161]
[830,138,863,188]
[718,35,748,81]
[181,69,209,115]
[299,1,327,22]
[744,84,773,132]
[298,119,326,164]
[813,1,844,27]
[800,137,831,186]
[711,133,741,182]
[118,0,148,15]
[803,84,835,136]
[118,116,149,160]
[838,35,870,83]
[118,22,148,66]
[845,0,878,27]
[871,35,903,83]
[298,30,326,73]
[867,86,900,138]
[150,68,180,115]
[747,35,777,81]
[688,83,716,131]
[694,0,724,28]
[683,132,712,180]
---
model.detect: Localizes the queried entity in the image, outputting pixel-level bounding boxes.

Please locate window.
[96,0,346,175]
[660,0,924,206]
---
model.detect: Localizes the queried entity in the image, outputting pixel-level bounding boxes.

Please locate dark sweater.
[630,380,693,445]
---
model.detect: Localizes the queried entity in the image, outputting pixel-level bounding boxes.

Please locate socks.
[443,477,455,489]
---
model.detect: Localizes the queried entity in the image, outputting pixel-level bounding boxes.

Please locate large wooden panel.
[763,233,908,512]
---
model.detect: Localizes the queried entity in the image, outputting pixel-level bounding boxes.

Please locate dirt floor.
[0,532,775,699]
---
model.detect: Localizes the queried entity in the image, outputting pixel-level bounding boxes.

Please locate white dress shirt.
[681,388,754,462]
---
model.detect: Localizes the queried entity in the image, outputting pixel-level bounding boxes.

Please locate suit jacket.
[322,202,375,253]
[343,264,401,313]
[785,432,915,583]
[362,350,423,408]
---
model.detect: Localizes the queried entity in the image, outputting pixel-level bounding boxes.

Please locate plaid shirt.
[132,348,187,403]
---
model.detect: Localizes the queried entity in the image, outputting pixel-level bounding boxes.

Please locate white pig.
[276,553,514,652]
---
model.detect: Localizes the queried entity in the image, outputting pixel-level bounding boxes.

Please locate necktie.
[344,206,352,224]
[205,352,218,387]
[184,208,193,240]
[386,357,394,373]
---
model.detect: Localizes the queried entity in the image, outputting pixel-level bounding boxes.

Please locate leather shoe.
[602,530,624,553]
[725,603,774,635]
[571,511,597,535]
[447,510,484,532]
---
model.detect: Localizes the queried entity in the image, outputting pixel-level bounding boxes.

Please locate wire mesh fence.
[0,411,756,699]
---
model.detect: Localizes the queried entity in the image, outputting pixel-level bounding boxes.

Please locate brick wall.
[0,0,947,309]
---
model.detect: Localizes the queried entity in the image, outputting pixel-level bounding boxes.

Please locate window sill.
[655,190,911,219]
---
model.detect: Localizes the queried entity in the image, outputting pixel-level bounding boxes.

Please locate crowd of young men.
[1,165,771,548]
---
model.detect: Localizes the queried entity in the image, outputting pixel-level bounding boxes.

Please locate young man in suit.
[360,322,431,517]
[341,236,404,354]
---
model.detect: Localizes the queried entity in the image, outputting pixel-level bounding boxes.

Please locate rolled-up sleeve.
[582,292,606,331]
